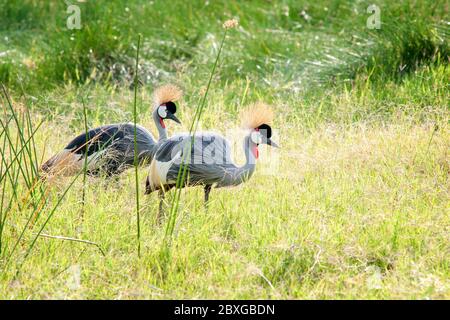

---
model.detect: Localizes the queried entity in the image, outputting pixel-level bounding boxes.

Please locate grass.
[132,34,142,258]
[0,1,448,92]
[0,0,449,299]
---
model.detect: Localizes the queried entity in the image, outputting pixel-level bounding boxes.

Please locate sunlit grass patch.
[0,0,448,300]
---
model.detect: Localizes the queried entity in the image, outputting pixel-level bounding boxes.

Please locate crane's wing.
[41,123,157,176]
[154,132,237,186]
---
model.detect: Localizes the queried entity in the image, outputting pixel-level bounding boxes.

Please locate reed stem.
[133,34,142,258]
[164,28,229,244]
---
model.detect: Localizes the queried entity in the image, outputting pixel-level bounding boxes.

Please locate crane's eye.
[250,131,263,145]
[166,101,177,114]
[158,105,168,118]
[258,124,272,138]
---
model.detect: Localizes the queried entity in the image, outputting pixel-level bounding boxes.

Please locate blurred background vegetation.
[0,0,448,94]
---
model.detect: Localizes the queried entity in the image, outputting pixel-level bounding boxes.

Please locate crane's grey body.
[145,102,276,218]
[41,123,157,176]
[86,123,157,174]
[41,85,181,177]
[147,132,257,192]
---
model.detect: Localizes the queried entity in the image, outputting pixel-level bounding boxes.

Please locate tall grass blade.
[133,34,142,258]
[1,85,34,189]
[163,27,230,245]
[81,97,89,227]
[37,233,106,257]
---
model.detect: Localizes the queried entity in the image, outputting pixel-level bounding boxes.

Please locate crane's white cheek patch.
[158,106,168,118]
[250,131,262,145]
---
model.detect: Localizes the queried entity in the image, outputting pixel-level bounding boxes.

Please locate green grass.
[1,1,448,92]
[0,0,449,299]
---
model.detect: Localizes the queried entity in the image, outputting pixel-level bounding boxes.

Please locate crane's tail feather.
[40,150,83,178]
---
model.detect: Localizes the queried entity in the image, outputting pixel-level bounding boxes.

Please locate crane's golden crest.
[153,84,183,108]
[240,102,274,129]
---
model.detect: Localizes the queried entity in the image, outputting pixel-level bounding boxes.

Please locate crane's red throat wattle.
[159,117,166,128]
[252,145,259,159]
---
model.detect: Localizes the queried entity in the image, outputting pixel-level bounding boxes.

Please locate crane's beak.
[266,138,279,148]
[166,113,181,124]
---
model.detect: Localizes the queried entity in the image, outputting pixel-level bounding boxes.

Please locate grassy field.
[0,0,449,299]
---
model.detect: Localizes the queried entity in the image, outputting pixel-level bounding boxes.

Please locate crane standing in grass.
[145,103,278,214]
[41,84,183,177]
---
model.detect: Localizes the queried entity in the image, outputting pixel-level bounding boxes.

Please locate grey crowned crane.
[145,103,278,211]
[40,84,182,177]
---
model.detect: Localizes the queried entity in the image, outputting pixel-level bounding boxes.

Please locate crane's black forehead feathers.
[257,124,272,138]
[164,101,177,114]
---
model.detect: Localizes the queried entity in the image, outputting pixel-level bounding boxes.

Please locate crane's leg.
[204,184,212,210]
[157,184,175,223]
[157,189,165,224]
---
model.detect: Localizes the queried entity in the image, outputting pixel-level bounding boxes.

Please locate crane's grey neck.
[228,135,257,186]
[152,107,167,141]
